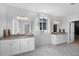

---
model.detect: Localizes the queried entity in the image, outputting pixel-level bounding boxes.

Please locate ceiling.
[5,3,79,17]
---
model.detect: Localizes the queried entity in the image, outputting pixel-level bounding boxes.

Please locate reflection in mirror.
[25,24,30,34]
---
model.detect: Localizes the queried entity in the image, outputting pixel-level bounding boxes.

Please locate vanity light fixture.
[16,16,28,20]
[53,21,60,24]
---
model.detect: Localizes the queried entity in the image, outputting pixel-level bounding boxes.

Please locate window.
[39,18,47,30]
[40,22,42,30]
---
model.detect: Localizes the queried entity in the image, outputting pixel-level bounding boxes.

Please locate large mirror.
[12,19,31,35]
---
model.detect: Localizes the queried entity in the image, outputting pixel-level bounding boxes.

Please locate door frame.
[68,19,79,43]
[68,21,75,43]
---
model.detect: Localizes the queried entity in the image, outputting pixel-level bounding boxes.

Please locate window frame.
[39,18,47,31]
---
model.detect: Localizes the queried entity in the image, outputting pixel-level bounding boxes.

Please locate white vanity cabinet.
[0,37,35,56]
[51,34,67,45]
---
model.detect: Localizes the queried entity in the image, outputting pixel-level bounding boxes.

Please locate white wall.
[0,4,6,37]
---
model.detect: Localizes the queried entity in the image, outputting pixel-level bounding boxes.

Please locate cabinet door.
[0,40,12,56]
[27,38,35,51]
[51,35,57,45]
[11,39,19,55]
[20,39,28,53]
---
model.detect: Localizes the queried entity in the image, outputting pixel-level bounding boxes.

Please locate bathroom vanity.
[0,34,35,56]
[51,32,68,45]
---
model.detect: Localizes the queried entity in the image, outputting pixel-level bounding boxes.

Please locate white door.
[69,22,74,43]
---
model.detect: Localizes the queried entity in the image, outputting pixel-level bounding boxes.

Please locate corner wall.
[0,4,6,37]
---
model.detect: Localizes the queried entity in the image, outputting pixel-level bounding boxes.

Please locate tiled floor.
[16,43,79,56]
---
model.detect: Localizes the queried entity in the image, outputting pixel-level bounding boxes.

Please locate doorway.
[74,21,79,44]
[53,24,57,32]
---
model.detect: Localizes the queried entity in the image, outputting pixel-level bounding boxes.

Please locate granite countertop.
[51,32,68,35]
[0,34,34,40]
